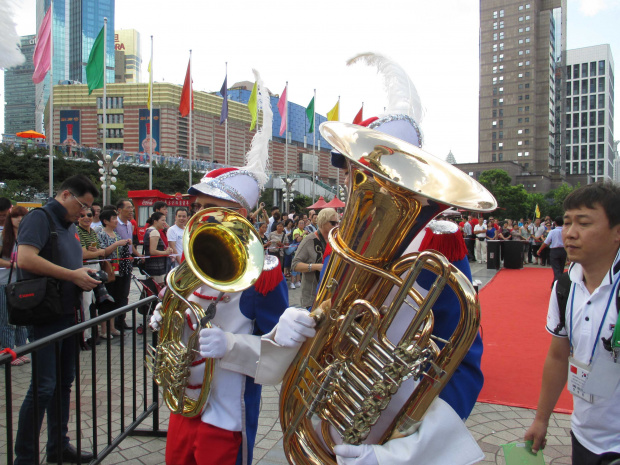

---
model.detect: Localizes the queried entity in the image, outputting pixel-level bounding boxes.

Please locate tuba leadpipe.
[279,122,496,464]
[146,207,264,417]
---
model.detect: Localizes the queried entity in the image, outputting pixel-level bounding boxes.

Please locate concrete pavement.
[0,260,572,464]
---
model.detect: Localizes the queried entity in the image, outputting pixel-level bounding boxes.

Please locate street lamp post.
[282,177,296,213]
[98,152,120,205]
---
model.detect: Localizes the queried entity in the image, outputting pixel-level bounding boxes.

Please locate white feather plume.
[243,69,272,188]
[347,52,424,123]
[0,0,26,70]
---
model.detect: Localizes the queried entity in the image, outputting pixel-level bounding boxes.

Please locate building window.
[492,154,497,161]
[518,141,523,146]
[518,152,523,156]
[499,32,504,39]
[598,77,605,92]
[582,80,588,94]
[590,61,597,75]
[500,9,504,17]
[598,144,604,158]
[590,78,596,93]
[598,60,605,75]
[493,33,498,40]
[499,21,504,28]
[493,44,498,52]
[598,94,605,108]
[518,129,523,134]
[582,63,588,78]
[493,22,498,30]
[598,110,604,125]
[499,153,503,161]
[493,10,498,18]
[573,81,579,94]
[573,64,580,79]
[598,127,604,142]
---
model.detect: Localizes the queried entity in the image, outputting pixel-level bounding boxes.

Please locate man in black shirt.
[14,175,100,465]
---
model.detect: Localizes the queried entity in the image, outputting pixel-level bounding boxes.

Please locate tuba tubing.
[278,122,496,465]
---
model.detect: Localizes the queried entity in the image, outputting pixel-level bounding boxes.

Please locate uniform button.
[585,317,590,321]
[587,301,591,305]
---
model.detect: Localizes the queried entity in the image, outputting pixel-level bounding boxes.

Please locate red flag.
[179,60,194,117]
[352,106,363,125]
[32,7,52,84]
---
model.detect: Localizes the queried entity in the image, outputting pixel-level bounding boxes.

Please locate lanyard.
[569,274,620,363]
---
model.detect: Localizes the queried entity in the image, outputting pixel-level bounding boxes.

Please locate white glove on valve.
[149,303,163,331]
[274,307,316,348]
[334,444,378,465]
[198,326,230,359]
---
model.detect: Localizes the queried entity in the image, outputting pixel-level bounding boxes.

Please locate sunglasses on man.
[80,213,93,218]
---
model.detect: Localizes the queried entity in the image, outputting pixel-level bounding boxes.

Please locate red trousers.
[166,413,242,465]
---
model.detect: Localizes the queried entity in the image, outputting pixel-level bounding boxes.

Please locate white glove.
[334,444,378,465]
[198,326,230,359]
[274,307,316,348]
[149,303,163,331]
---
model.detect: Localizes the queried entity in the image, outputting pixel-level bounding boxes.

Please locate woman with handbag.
[0,206,30,366]
[76,207,108,348]
[143,212,173,284]
[97,210,132,338]
[268,221,289,270]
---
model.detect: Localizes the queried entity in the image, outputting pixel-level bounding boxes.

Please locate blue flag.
[220,75,228,125]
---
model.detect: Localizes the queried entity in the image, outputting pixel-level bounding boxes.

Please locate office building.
[3,35,36,135]
[35,0,115,132]
[46,81,338,185]
[479,0,566,182]
[114,29,141,83]
[564,45,615,181]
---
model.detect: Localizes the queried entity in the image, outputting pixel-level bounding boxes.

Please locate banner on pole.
[139,109,160,153]
[59,110,80,155]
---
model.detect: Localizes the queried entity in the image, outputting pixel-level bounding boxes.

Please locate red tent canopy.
[308,196,327,209]
[323,197,345,208]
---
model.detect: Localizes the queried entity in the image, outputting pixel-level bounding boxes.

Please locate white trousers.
[475,238,487,263]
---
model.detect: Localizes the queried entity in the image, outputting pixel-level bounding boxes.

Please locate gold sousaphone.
[279,122,497,464]
[146,208,264,417]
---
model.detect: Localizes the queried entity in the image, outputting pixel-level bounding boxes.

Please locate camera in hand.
[91,270,115,304]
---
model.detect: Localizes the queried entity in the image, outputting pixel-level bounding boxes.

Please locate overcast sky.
[2,0,619,164]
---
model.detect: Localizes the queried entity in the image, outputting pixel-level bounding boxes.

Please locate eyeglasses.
[329,220,339,226]
[80,213,93,218]
[70,193,90,210]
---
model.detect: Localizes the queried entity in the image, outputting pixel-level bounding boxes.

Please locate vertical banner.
[59,110,80,156]
[139,108,160,153]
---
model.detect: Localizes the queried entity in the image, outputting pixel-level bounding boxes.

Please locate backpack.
[554,271,620,337]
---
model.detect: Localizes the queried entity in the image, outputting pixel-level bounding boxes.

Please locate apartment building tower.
[564,45,615,181]
[479,0,566,177]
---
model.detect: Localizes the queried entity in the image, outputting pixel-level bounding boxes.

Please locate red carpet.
[477,268,573,413]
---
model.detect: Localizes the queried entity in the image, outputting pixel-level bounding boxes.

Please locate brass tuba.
[146,208,264,417]
[279,122,497,464]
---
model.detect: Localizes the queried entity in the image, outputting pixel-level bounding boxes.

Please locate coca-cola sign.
[141,199,155,206]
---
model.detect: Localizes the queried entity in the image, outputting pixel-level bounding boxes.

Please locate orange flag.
[352,105,363,125]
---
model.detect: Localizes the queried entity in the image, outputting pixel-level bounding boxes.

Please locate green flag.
[248,81,258,131]
[86,26,105,95]
[306,96,315,133]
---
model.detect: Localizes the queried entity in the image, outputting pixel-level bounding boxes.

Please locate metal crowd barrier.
[0,296,163,465]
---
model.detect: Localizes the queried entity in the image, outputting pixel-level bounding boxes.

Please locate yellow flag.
[147,59,152,110]
[535,204,540,218]
[327,100,339,121]
[248,81,258,131]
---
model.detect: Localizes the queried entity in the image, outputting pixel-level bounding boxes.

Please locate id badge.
[567,357,593,403]
[583,352,620,398]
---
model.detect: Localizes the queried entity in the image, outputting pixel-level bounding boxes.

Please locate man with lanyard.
[114,199,143,330]
[525,181,620,464]
[537,215,567,284]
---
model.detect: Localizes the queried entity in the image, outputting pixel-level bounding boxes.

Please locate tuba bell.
[279,122,497,464]
[146,207,264,417]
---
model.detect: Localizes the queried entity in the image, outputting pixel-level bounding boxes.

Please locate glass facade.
[3,35,37,135]
[35,0,115,131]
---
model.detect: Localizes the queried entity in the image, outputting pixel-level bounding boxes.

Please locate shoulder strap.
[555,272,572,333]
[8,207,58,282]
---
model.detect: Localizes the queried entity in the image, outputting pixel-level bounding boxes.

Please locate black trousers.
[571,431,620,465]
[550,247,568,283]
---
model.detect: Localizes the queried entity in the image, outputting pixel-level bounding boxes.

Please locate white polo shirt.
[545,249,620,454]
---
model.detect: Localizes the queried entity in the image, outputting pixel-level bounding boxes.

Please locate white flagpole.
[149,35,153,190]
[48,0,54,197]
[188,49,192,187]
[312,88,316,202]
[336,95,340,188]
[224,62,228,165]
[284,81,288,179]
[103,17,108,204]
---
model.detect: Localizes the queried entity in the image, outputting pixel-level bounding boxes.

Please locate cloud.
[578,0,609,16]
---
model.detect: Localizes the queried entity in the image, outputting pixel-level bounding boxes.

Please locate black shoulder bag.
[5,208,64,326]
